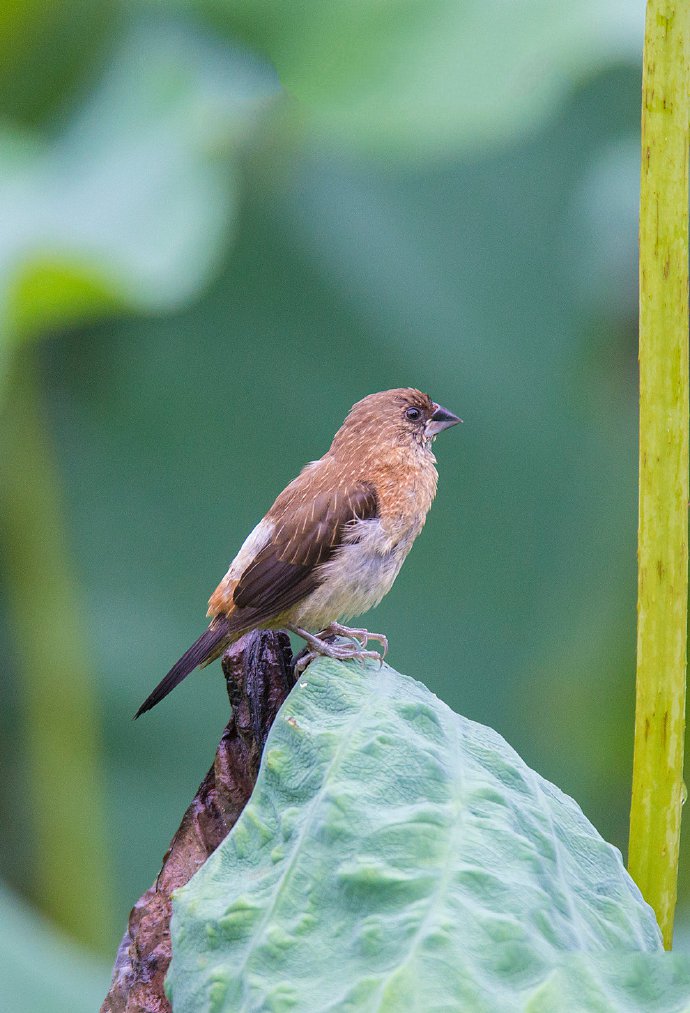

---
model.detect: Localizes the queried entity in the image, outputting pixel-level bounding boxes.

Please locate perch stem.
[628,0,690,949]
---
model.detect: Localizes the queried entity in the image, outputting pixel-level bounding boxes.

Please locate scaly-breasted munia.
[135,388,460,717]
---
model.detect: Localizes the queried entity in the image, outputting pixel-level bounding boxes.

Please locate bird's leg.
[288,625,382,675]
[318,621,389,660]
[318,622,368,648]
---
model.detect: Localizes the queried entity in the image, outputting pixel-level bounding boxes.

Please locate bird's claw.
[290,624,387,674]
[318,622,388,659]
[294,650,317,676]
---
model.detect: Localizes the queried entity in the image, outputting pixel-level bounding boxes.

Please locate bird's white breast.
[292,517,419,629]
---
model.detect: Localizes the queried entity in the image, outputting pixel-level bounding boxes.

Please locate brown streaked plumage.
[135,388,460,717]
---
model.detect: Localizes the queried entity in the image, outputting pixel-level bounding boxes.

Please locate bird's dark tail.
[134,617,231,718]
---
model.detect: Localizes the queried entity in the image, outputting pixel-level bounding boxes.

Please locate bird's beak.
[425,404,463,438]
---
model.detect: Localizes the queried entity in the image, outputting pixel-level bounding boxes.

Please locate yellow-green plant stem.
[628,0,689,950]
[0,347,113,952]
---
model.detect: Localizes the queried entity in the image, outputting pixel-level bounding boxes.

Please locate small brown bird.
[135,389,460,717]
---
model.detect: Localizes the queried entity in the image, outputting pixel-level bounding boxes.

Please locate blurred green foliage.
[0,0,686,1004]
[0,16,277,366]
[0,882,109,1011]
[198,0,643,156]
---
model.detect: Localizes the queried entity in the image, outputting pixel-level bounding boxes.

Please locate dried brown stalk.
[101,631,295,1013]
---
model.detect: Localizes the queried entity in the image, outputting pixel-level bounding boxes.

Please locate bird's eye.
[405,407,422,421]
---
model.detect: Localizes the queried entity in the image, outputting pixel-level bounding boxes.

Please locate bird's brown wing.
[227,482,379,629]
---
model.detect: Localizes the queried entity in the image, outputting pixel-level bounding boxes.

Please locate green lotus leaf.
[168,657,680,1012]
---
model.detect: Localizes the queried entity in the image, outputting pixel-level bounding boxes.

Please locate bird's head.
[331,388,462,456]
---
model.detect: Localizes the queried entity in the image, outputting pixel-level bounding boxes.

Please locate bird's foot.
[289,625,385,676]
[319,621,389,659]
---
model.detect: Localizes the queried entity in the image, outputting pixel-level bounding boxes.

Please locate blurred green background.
[1,1,687,1006]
